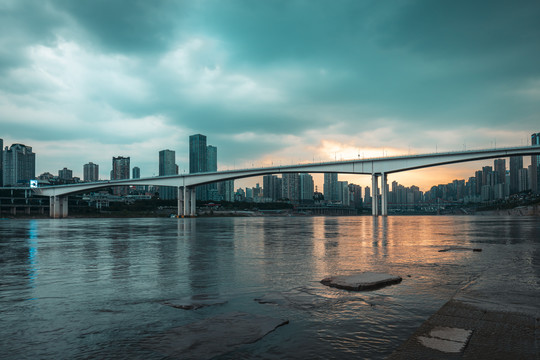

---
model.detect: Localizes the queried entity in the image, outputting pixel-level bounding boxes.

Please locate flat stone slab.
[163,294,227,310]
[321,272,402,291]
[255,287,369,309]
[417,326,473,353]
[140,312,288,359]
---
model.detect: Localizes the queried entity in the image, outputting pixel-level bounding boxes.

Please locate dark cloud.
[1,0,540,176]
[0,0,64,72]
[378,0,540,58]
[189,0,391,68]
[50,0,188,54]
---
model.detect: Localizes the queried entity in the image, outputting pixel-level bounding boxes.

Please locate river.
[1,216,538,359]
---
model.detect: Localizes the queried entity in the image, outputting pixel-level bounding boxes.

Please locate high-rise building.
[349,184,363,209]
[132,166,140,179]
[475,170,483,195]
[84,162,99,182]
[218,180,234,202]
[207,145,217,172]
[364,186,371,204]
[207,145,218,199]
[0,138,3,187]
[493,159,506,185]
[532,132,540,194]
[299,173,314,202]
[189,134,207,174]
[159,149,177,200]
[159,150,176,176]
[112,156,130,196]
[338,181,350,205]
[58,167,73,181]
[518,168,529,193]
[3,143,35,187]
[323,173,339,202]
[189,134,208,200]
[482,166,493,187]
[282,173,300,202]
[263,174,282,201]
[509,156,523,195]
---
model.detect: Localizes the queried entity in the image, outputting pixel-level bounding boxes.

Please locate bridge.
[33,145,540,218]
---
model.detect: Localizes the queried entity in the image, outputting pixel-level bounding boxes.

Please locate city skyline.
[1,135,539,193]
[1,1,540,191]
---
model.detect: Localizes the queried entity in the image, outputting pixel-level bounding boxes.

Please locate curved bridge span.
[33,146,540,218]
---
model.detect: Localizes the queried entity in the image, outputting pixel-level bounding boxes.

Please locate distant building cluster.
[1,132,540,211]
[189,134,234,202]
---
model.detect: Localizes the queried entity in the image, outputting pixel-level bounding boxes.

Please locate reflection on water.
[27,220,39,290]
[0,216,539,359]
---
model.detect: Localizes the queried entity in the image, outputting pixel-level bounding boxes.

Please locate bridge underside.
[35,145,540,218]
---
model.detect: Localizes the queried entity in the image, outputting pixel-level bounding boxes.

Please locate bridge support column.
[178,187,183,216]
[50,196,55,218]
[381,173,388,216]
[61,197,68,218]
[372,174,379,216]
[183,187,189,216]
[49,196,68,218]
[190,187,196,216]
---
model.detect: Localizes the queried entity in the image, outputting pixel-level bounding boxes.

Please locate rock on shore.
[321,272,402,291]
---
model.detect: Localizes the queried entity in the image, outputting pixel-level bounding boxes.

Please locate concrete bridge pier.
[178,187,183,216]
[182,187,189,216]
[50,196,68,218]
[381,172,388,216]
[372,174,379,216]
[180,187,197,217]
[190,188,196,216]
[372,173,389,216]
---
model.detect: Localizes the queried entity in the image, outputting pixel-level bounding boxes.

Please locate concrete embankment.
[388,269,539,359]
[387,299,538,359]
[475,204,540,216]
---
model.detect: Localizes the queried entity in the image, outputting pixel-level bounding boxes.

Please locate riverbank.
[474,203,540,216]
[388,252,540,359]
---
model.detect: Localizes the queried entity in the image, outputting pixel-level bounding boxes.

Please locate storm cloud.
[1,0,539,188]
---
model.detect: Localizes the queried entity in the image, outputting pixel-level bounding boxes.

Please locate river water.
[1,216,539,359]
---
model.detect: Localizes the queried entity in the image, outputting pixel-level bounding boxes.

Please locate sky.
[1,0,540,191]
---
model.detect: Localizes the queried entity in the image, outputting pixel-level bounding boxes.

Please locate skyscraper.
[189,134,207,174]
[349,184,363,209]
[218,180,235,202]
[338,181,350,205]
[475,170,483,195]
[299,173,314,202]
[0,138,3,187]
[112,156,130,196]
[189,134,208,200]
[509,156,523,195]
[482,166,493,187]
[518,168,529,193]
[323,173,339,202]
[263,174,282,201]
[364,186,371,204]
[159,149,177,200]
[493,159,506,185]
[532,132,540,194]
[132,166,140,179]
[3,143,35,187]
[207,145,218,200]
[207,145,217,172]
[84,162,99,182]
[282,173,300,202]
